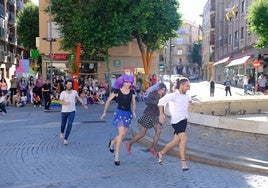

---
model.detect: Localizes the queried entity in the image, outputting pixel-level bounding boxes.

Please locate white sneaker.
[59,133,64,139]
[34,105,36,107]
[63,139,68,145]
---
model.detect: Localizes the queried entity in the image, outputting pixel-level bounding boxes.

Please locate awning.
[214,56,230,65]
[226,55,251,67]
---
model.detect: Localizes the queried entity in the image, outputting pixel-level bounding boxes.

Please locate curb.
[130,124,268,175]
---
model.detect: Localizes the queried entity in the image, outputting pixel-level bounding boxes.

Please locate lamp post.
[42,37,56,82]
[169,39,175,91]
[42,3,56,83]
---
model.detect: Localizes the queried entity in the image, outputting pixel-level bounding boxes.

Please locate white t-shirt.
[60,90,79,112]
[158,90,192,124]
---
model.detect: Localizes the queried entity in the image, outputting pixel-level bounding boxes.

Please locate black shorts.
[172,119,187,135]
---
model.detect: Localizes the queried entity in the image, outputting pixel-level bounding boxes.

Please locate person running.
[126,83,167,156]
[59,80,88,145]
[157,78,198,172]
[100,74,136,166]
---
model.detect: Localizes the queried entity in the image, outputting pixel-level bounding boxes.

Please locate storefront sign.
[52,54,69,60]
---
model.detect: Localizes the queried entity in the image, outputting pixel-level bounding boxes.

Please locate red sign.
[52,54,68,60]
[253,60,261,68]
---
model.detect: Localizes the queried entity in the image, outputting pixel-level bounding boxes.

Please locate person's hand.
[132,111,136,118]
[83,105,88,109]
[159,114,165,124]
[100,113,106,120]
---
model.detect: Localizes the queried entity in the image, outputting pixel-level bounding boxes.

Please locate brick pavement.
[0,91,267,187]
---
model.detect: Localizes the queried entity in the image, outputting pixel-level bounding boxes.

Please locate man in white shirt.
[157,78,198,171]
[59,80,88,145]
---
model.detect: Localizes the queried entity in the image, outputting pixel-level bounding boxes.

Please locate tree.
[192,41,202,67]
[247,0,268,48]
[49,0,182,83]
[17,2,39,50]
[50,0,134,89]
[129,0,182,76]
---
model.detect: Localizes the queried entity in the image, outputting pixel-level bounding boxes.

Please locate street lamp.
[42,3,56,83]
[169,39,175,91]
[42,37,56,82]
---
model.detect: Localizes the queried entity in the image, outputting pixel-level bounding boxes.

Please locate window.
[47,22,61,39]
[234,30,239,48]
[228,34,232,45]
[241,27,244,39]
[241,1,245,14]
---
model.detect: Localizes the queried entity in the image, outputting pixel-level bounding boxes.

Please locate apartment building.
[0,0,28,84]
[38,1,158,83]
[202,0,268,85]
[160,20,201,78]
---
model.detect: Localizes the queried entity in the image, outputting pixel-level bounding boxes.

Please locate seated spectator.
[13,91,21,107]
[0,91,7,114]
[80,90,88,105]
[33,93,41,107]
[17,92,27,107]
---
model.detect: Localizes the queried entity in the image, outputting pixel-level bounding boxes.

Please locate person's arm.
[131,90,136,118]
[76,93,88,109]
[157,93,173,123]
[100,91,117,120]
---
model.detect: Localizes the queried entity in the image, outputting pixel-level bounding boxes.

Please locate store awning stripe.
[214,56,230,65]
[226,55,251,67]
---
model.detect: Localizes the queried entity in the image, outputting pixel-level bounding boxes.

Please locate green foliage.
[49,0,182,56]
[247,0,268,48]
[17,3,39,49]
[50,0,133,56]
[192,42,202,67]
[129,0,182,53]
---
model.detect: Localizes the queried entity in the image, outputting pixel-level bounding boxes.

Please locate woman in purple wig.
[100,74,136,166]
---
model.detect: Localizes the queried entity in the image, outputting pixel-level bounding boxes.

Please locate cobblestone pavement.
[0,84,268,188]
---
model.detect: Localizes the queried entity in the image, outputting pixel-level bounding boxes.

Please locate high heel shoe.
[156,152,163,165]
[114,156,120,166]
[108,140,114,153]
[114,160,120,166]
[181,160,189,171]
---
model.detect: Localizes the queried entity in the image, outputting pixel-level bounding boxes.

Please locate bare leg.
[114,126,128,163]
[178,132,188,170]
[128,126,147,148]
[158,134,180,163]
[151,123,161,150]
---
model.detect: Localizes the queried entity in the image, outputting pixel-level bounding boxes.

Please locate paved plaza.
[0,82,268,188]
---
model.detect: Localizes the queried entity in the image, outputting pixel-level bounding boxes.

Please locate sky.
[31,0,207,25]
[32,0,38,5]
[179,0,207,25]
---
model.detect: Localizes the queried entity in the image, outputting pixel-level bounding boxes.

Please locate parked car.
[188,74,199,81]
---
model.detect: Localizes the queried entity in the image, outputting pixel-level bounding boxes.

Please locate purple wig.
[113,74,134,89]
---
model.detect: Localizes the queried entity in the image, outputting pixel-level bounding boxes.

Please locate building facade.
[0,0,28,86]
[159,20,201,78]
[38,1,158,84]
[202,0,268,85]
